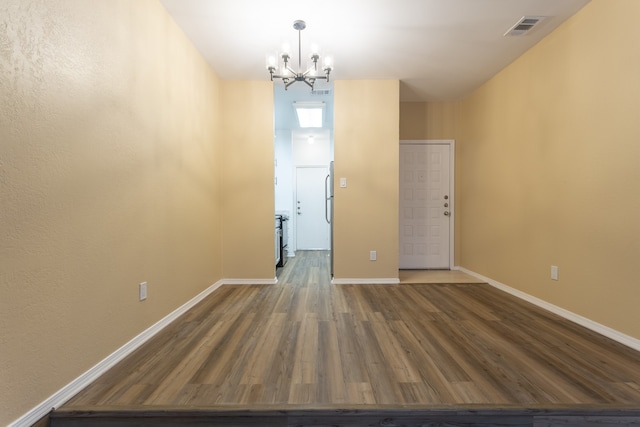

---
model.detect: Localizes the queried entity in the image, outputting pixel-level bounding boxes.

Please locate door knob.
[444,211,450,216]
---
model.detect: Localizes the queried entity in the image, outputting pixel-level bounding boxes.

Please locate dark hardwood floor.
[52,251,640,426]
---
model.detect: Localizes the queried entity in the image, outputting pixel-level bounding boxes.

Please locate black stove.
[275,214,289,268]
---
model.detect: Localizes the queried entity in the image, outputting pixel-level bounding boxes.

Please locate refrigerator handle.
[325,174,331,224]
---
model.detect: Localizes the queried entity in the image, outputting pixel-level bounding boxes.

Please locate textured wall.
[0,1,223,424]
[456,0,640,338]
[333,80,400,280]
[399,102,458,141]
[220,81,275,279]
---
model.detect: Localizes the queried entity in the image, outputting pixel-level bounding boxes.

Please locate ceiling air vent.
[504,16,546,36]
[311,89,331,96]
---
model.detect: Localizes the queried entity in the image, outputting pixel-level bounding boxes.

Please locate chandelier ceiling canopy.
[267,20,332,91]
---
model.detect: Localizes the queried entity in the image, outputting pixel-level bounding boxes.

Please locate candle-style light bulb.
[266,54,277,70]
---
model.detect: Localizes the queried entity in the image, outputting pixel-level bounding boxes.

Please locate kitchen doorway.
[273,82,334,277]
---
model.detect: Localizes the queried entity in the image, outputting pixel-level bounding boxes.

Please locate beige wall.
[220,81,275,279]
[399,101,457,140]
[0,1,224,424]
[456,0,640,339]
[333,80,400,279]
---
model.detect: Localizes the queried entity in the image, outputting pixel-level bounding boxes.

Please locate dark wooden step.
[51,405,640,427]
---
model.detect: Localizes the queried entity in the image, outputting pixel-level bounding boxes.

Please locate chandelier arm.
[285,65,298,76]
[303,62,320,77]
[284,79,297,90]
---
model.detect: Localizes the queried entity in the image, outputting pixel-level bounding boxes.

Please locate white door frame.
[399,140,455,269]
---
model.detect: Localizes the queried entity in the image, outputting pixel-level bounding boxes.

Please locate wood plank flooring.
[54,251,640,426]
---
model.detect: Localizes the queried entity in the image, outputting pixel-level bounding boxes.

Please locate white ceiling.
[160,0,590,102]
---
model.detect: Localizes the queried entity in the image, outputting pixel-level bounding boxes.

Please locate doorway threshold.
[399,269,484,284]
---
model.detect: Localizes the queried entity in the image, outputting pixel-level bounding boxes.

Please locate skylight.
[294,102,324,128]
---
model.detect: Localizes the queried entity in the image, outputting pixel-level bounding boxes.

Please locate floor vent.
[504,16,546,36]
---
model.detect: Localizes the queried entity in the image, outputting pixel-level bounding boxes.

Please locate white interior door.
[399,143,451,269]
[296,167,330,250]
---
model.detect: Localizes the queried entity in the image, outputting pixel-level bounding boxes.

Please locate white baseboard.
[223,277,278,285]
[456,267,640,352]
[331,278,400,285]
[9,279,225,427]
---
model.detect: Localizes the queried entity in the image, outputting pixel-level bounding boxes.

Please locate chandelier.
[267,20,332,90]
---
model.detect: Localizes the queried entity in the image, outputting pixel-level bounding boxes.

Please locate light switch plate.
[340,177,347,188]
[139,282,147,301]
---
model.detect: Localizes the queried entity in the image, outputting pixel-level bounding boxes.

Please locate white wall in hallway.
[275,129,332,253]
